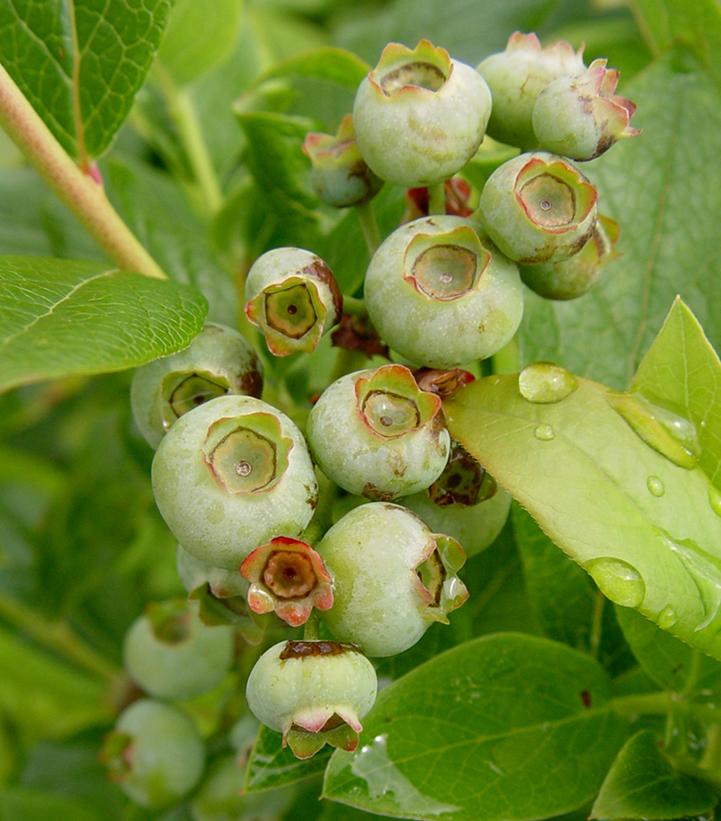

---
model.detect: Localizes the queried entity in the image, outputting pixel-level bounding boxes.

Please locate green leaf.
[0,255,207,392]
[616,606,721,695]
[323,633,627,821]
[631,0,721,87]
[158,0,243,85]
[592,730,718,819]
[253,46,369,89]
[520,55,721,389]
[0,788,100,821]
[245,724,331,793]
[444,366,721,660]
[0,0,174,161]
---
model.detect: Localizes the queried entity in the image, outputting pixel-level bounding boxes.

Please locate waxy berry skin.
[353,40,492,187]
[130,322,262,448]
[123,599,234,699]
[101,700,204,808]
[307,364,450,500]
[246,639,378,759]
[152,395,318,569]
[317,503,468,657]
[364,215,523,368]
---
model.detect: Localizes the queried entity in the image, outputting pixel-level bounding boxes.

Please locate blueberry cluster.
[104,31,636,807]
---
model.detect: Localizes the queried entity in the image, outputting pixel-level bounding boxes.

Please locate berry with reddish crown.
[130,323,262,449]
[307,364,450,500]
[364,215,523,368]
[152,395,317,569]
[317,502,468,656]
[353,40,491,186]
[477,31,585,149]
[478,152,598,264]
[246,639,377,759]
[245,248,342,356]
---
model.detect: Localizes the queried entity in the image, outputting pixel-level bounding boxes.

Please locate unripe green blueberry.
[245,248,342,356]
[307,364,450,500]
[246,639,377,759]
[477,31,585,149]
[403,441,511,557]
[478,152,598,264]
[317,502,468,656]
[520,214,619,300]
[353,39,492,187]
[123,599,234,699]
[364,216,523,368]
[152,395,318,569]
[101,699,204,808]
[177,543,249,599]
[302,114,383,207]
[130,323,263,448]
[532,60,639,161]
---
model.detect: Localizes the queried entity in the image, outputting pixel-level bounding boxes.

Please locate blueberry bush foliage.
[1,0,721,819]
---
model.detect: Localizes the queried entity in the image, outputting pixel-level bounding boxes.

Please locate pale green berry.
[353,39,492,187]
[176,543,248,599]
[520,214,619,300]
[245,248,342,356]
[364,215,523,368]
[152,395,318,569]
[402,441,511,557]
[130,322,262,449]
[123,598,234,699]
[532,60,639,161]
[101,699,204,808]
[302,114,382,207]
[307,364,450,500]
[478,152,598,264]
[246,639,377,759]
[317,502,468,656]
[477,31,585,149]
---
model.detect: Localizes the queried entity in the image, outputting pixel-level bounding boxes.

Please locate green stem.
[343,295,367,317]
[154,65,223,214]
[492,334,520,374]
[303,614,320,641]
[330,347,366,383]
[0,63,166,280]
[356,200,381,255]
[589,590,605,659]
[302,471,338,546]
[0,594,119,681]
[428,182,446,215]
[611,691,671,717]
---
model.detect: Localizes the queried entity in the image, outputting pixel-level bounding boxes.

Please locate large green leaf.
[323,633,626,821]
[445,309,721,659]
[0,256,206,392]
[0,0,173,161]
[520,56,721,389]
[592,730,718,819]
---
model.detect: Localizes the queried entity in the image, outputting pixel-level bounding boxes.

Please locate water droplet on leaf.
[657,605,677,629]
[585,557,645,607]
[534,424,555,441]
[647,476,665,497]
[518,362,577,404]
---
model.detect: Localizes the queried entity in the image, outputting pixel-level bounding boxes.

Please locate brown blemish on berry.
[302,258,343,323]
[363,482,396,501]
[280,640,361,660]
[414,368,474,399]
[238,360,263,398]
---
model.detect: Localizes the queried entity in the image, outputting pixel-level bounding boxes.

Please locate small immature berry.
[364,216,524,368]
[477,31,585,149]
[152,395,318,569]
[307,364,450,500]
[478,152,598,264]
[302,114,382,207]
[246,639,377,759]
[123,598,234,699]
[532,60,638,161]
[241,536,334,626]
[130,322,263,448]
[520,214,619,300]
[245,248,342,356]
[353,40,492,186]
[101,699,204,808]
[317,502,468,656]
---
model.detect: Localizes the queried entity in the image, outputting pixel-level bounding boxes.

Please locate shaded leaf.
[323,634,626,821]
[0,256,206,392]
[253,46,369,89]
[245,723,330,793]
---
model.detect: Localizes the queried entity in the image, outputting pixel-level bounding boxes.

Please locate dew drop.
[709,485,721,518]
[585,557,645,608]
[519,362,578,404]
[657,605,677,629]
[647,476,665,497]
[534,423,555,441]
